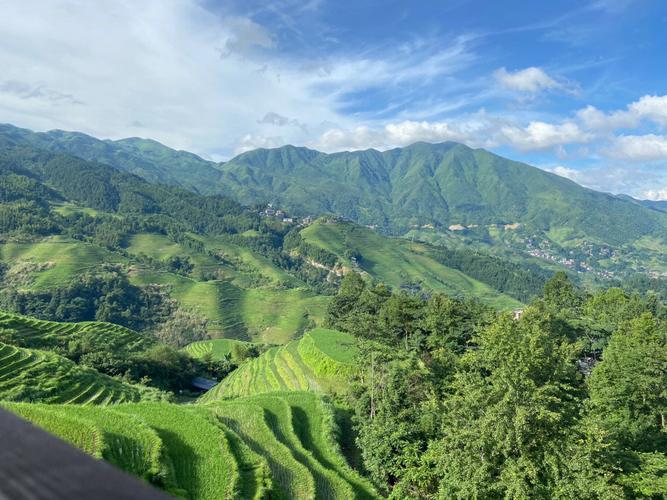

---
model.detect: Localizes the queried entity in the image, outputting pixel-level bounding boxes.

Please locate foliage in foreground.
[331,272,667,498]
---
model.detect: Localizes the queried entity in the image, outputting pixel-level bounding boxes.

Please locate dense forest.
[327,271,667,498]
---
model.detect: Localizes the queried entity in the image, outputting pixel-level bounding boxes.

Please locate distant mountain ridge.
[2,123,666,249]
[0,123,222,193]
[216,142,667,248]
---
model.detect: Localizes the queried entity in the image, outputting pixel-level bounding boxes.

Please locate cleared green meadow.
[0,311,150,353]
[301,221,521,310]
[0,237,125,289]
[184,338,259,362]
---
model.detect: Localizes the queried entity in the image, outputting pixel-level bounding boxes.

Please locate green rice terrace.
[0,342,161,404]
[0,311,151,353]
[184,338,261,362]
[0,233,330,344]
[300,220,522,310]
[3,391,377,499]
[201,329,358,400]
[0,310,374,498]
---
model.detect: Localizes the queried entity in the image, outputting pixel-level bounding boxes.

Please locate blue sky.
[1,0,667,197]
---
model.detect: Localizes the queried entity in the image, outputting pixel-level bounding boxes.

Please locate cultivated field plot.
[0,311,150,354]
[3,392,376,499]
[201,329,358,400]
[0,341,158,404]
[0,237,126,289]
[301,221,522,310]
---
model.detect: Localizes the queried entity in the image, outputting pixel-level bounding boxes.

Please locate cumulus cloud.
[235,134,287,154]
[605,134,667,162]
[498,121,591,150]
[577,94,667,131]
[540,164,666,196]
[641,188,667,201]
[546,166,584,182]
[312,117,598,153]
[493,67,561,93]
[311,119,498,152]
[628,95,667,126]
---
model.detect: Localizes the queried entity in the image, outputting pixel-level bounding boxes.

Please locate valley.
[1,124,667,498]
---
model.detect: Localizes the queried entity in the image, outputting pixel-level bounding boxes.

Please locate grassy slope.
[184,338,259,361]
[3,392,375,499]
[0,231,329,343]
[302,221,521,309]
[0,341,159,404]
[127,233,330,342]
[0,237,125,289]
[201,329,358,401]
[115,404,240,499]
[0,311,150,353]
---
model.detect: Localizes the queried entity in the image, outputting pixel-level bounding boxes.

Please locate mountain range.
[2,123,667,270]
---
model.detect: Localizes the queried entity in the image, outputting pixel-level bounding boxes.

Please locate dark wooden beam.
[0,408,170,500]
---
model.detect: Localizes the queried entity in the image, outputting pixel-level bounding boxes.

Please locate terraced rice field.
[184,338,260,362]
[210,392,376,499]
[0,237,125,289]
[0,311,150,354]
[201,329,358,401]
[3,392,375,499]
[0,341,161,404]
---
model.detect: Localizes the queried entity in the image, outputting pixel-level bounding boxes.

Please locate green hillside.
[0,123,223,193]
[201,329,358,400]
[184,338,260,362]
[301,220,522,309]
[0,237,126,289]
[216,143,667,244]
[0,311,151,354]
[5,124,666,253]
[2,391,376,499]
[0,341,161,404]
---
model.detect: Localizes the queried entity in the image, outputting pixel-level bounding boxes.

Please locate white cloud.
[576,105,635,131]
[235,134,288,154]
[312,116,598,153]
[546,166,584,182]
[499,121,591,150]
[0,0,480,158]
[605,134,667,162]
[311,118,500,152]
[576,94,667,131]
[493,67,561,93]
[540,164,667,197]
[641,188,667,201]
[628,95,667,127]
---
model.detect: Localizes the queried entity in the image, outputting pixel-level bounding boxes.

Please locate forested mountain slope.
[0,123,222,193]
[4,124,665,250]
[219,142,667,246]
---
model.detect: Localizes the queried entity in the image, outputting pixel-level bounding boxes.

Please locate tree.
[588,313,667,451]
[152,309,208,348]
[418,311,617,498]
[542,271,580,312]
[378,293,424,350]
[325,272,366,327]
